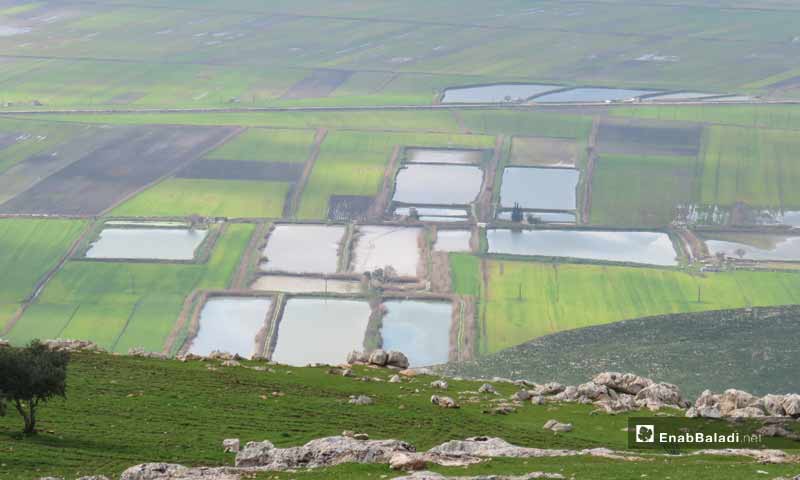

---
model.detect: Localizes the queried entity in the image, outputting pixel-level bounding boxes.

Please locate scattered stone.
[530,395,545,405]
[349,395,373,406]
[729,406,766,418]
[120,463,238,480]
[430,380,449,390]
[0,339,10,348]
[369,349,388,366]
[389,375,402,383]
[491,405,516,415]
[387,350,410,369]
[532,382,565,396]
[43,339,104,353]
[719,389,757,416]
[222,439,240,454]
[543,420,573,433]
[353,433,370,441]
[592,372,653,395]
[634,382,687,410]
[478,383,497,394]
[430,395,459,409]
[783,394,800,417]
[389,452,427,471]
[128,347,168,359]
[220,360,241,368]
[346,350,369,364]
[512,390,531,401]
[393,472,563,479]
[207,351,234,360]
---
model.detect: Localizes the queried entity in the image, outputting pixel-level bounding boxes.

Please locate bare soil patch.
[0,126,235,215]
[597,120,702,156]
[329,195,373,221]
[0,132,20,151]
[510,136,579,167]
[281,69,353,99]
[176,159,303,182]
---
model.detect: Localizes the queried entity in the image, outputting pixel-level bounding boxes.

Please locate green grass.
[449,253,482,297]
[297,130,495,219]
[112,178,291,218]
[2,352,797,480]
[0,219,85,326]
[7,224,254,352]
[590,154,698,226]
[613,104,800,131]
[0,119,85,175]
[205,128,316,163]
[480,259,800,353]
[700,125,800,208]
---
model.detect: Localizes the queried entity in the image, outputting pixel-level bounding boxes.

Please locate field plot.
[187,297,272,359]
[596,120,702,157]
[297,131,494,220]
[0,218,85,330]
[487,229,678,267]
[112,178,290,218]
[380,300,452,367]
[85,227,207,261]
[471,259,800,353]
[6,224,254,352]
[499,167,578,211]
[510,137,579,167]
[0,126,235,215]
[351,226,422,277]
[176,159,304,182]
[205,128,315,163]
[281,69,353,99]
[0,119,89,176]
[260,224,345,274]
[613,105,800,131]
[590,154,698,226]
[392,164,483,206]
[271,298,370,366]
[699,125,800,209]
[700,232,800,262]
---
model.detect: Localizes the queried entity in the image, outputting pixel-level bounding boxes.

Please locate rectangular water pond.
[188,297,272,359]
[85,227,207,260]
[380,300,452,367]
[393,164,483,206]
[395,207,468,217]
[435,230,472,252]
[533,88,658,103]
[488,229,678,266]
[701,233,800,262]
[251,275,361,294]
[351,226,422,277]
[500,167,578,210]
[644,92,721,102]
[261,224,345,274]
[271,298,370,366]
[441,84,560,104]
[405,148,483,165]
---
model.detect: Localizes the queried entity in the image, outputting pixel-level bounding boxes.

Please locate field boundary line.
[231,222,269,290]
[109,298,145,353]
[368,145,401,220]
[285,127,328,218]
[1,219,96,337]
[476,135,504,222]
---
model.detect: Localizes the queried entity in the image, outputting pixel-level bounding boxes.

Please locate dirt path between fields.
[284,128,328,218]
[230,222,269,289]
[368,145,402,220]
[476,135,504,222]
[580,119,599,225]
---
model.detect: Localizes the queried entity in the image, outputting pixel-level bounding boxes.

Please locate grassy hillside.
[2,352,798,480]
[7,224,254,353]
[457,258,800,354]
[442,306,800,397]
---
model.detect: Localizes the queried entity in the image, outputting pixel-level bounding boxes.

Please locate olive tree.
[0,340,69,434]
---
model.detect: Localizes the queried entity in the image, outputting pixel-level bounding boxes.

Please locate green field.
[6,223,254,352]
[205,128,316,163]
[614,104,800,130]
[469,259,800,353]
[112,178,291,218]
[297,130,495,219]
[700,125,800,208]
[0,218,86,329]
[3,352,798,480]
[449,253,482,297]
[590,154,698,226]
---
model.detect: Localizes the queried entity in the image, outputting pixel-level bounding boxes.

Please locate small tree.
[511,202,524,223]
[0,340,69,434]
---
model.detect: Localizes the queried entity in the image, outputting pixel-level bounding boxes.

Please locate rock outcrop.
[347,349,410,369]
[43,339,105,353]
[393,472,564,480]
[687,389,800,419]
[119,463,238,480]
[234,436,415,469]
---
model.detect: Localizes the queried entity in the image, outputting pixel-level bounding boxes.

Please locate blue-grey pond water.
[189,297,272,359]
[500,167,578,210]
[442,84,560,104]
[405,148,483,164]
[380,300,451,367]
[702,233,800,262]
[488,229,678,266]
[271,298,370,366]
[261,224,345,274]
[533,88,658,103]
[86,227,207,260]
[393,164,483,205]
